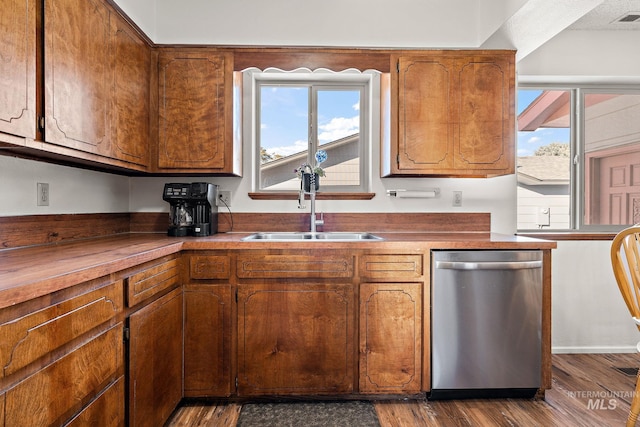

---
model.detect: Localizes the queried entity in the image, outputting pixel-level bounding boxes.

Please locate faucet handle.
[315,211,324,226]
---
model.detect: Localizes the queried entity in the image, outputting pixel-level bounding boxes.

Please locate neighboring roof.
[517,156,570,186]
[260,134,359,187]
[518,91,570,131]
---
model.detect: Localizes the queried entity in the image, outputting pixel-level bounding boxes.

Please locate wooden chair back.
[611,226,640,329]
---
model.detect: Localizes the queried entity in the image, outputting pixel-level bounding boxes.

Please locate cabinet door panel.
[184,284,233,397]
[456,58,513,171]
[238,283,355,395]
[0,0,36,139]
[129,288,183,427]
[360,283,421,393]
[397,57,453,171]
[111,14,150,167]
[390,51,515,177]
[157,51,230,170]
[44,0,112,153]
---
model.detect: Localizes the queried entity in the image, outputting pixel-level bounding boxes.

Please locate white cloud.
[352,102,360,111]
[265,140,308,157]
[318,116,359,142]
[527,136,541,144]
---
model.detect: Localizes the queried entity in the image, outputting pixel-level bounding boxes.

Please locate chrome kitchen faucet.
[298,164,324,233]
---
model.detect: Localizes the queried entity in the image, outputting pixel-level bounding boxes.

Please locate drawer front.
[0,281,123,378]
[65,375,124,427]
[190,255,231,280]
[237,254,354,279]
[4,324,123,427]
[127,257,180,306]
[359,255,423,280]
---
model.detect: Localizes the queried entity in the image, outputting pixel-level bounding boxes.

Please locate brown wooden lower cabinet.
[237,282,356,396]
[359,282,422,394]
[66,375,125,427]
[184,284,233,397]
[0,276,125,427]
[128,287,183,427]
[183,249,427,399]
[3,324,123,427]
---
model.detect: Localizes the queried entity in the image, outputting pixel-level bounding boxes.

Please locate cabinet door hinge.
[38,116,45,131]
[396,60,400,73]
[396,154,400,165]
[235,376,238,390]
[235,289,238,303]
[123,327,130,342]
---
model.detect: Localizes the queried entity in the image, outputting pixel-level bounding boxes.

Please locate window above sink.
[243,68,381,196]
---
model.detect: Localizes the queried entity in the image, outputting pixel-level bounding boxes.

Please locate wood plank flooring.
[166,353,639,426]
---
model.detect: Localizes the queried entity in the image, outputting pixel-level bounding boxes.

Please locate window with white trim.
[517,86,640,231]
[243,68,378,194]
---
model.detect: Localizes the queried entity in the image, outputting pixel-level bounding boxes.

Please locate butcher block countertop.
[0,231,556,310]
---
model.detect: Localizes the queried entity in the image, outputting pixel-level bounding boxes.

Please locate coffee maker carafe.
[163,183,218,237]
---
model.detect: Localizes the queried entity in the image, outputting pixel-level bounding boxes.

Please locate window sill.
[517,232,616,241]
[248,192,376,200]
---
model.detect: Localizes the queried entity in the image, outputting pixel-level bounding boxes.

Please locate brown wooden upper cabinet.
[384,50,515,177]
[44,0,112,156]
[156,49,240,175]
[0,0,36,141]
[44,0,151,170]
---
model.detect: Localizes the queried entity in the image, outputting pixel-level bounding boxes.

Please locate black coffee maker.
[162,182,218,237]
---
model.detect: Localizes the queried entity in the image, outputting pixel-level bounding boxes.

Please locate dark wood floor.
[166,353,639,426]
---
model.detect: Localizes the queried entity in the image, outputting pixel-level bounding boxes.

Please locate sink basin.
[242,232,383,241]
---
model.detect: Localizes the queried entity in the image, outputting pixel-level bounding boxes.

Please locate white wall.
[112,0,157,41]
[552,241,638,353]
[518,30,640,80]
[151,0,479,47]
[0,156,129,216]
[129,175,517,234]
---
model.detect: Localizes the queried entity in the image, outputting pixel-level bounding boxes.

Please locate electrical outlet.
[37,182,50,206]
[216,190,231,207]
[452,191,462,207]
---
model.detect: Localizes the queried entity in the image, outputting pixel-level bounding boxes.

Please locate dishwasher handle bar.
[434,260,543,271]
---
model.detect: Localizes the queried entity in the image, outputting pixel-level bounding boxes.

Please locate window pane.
[259,85,309,191]
[517,90,571,230]
[583,92,640,225]
[317,90,361,187]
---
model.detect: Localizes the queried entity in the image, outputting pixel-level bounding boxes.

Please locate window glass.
[316,89,361,187]
[583,92,640,226]
[517,87,640,231]
[517,89,571,230]
[247,68,375,194]
[259,85,309,191]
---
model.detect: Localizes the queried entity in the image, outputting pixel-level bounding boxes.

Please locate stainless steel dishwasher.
[430,250,543,399]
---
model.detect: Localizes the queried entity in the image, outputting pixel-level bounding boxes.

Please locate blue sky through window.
[260,86,360,160]
[517,89,570,157]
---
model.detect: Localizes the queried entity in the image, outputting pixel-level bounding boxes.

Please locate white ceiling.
[569,0,640,30]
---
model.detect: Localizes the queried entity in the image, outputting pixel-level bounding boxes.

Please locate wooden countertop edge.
[0,232,557,310]
[0,235,184,310]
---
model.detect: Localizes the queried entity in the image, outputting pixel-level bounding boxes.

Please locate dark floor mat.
[237,401,380,427]
[614,367,639,377]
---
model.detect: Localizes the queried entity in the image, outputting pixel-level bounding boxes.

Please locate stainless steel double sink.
[242,232,383,242]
